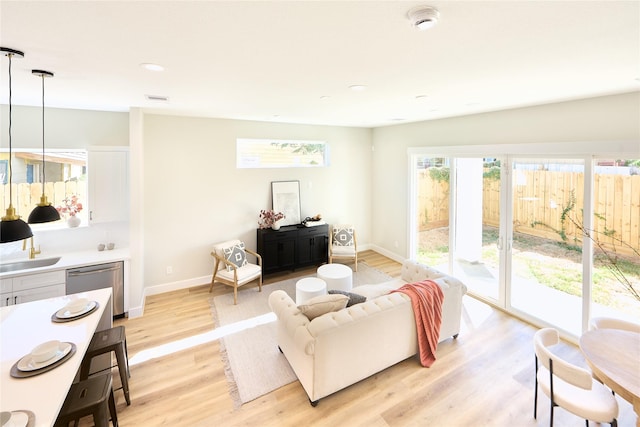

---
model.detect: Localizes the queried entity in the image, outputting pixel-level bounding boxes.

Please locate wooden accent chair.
[328,225,358,271]
[533,328,618,427]
[210,239,262,305]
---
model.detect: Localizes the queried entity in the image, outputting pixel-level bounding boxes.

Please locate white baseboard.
[368,244,404,263]
[128,247,404,319]
[126,275,211,319]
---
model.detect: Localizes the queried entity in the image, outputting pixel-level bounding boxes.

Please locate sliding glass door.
[509,158,585,335]
[413,156,502,302]
[589,158,640,324]
[409,144,640,338]
[451,157,502,302]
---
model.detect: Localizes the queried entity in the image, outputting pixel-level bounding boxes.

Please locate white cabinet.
[0,270,66,307]
[88,148,129,224]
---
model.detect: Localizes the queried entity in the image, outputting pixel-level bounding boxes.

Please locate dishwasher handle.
[67,266,121,276]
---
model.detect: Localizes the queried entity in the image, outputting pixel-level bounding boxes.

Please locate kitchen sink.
[0,256,62,273]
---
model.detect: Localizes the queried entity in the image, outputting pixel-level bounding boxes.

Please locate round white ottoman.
[296,277,327,305]
[317,263,353,292]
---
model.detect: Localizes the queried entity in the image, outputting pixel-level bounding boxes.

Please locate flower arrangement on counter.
[258,209,285,229]
[56,195,83,218]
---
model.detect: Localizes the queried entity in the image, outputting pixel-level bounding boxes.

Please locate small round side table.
[296,277,327,305]
[317,263,353,292]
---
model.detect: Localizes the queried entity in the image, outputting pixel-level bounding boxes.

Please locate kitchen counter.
[0,288,112,426]
[0,248,130,279]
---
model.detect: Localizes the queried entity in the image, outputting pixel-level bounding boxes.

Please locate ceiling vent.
[145,94,169,102]
[407,6,440,30]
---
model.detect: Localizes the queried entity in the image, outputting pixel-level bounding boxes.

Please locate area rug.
[210,262,393,407]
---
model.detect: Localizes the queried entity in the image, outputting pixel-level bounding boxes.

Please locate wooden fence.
[417,170,640,255]
[1,181,87,221]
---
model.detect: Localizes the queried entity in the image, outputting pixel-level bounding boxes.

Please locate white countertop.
[0,248,130,279]
[0,288,112,426]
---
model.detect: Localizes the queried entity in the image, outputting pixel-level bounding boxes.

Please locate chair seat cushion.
[331,246,356,255]
[216,263,261,284]
[537,367,618,423]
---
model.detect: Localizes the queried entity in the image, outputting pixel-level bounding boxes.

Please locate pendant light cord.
[7,53,14,207]
[40,73,46,187]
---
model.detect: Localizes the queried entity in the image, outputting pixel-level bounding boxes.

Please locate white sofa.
[268,259,468,406]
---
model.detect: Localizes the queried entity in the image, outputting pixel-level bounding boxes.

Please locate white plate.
[17,342,72,372]
[55,300,97,319]
[0,410,29,427]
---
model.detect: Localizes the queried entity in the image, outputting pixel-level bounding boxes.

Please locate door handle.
[67,266,120,276]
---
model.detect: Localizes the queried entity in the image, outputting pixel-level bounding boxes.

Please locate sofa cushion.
[298,294,349,320]
[350,284,396,300]
[328,290,366,307]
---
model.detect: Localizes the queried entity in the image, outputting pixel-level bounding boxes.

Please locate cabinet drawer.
[297,225,328,237]
[0,278,12,294]
[12,270,66,292]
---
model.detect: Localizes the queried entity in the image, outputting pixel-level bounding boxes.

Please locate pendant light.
[28,69,60,224]
[1,47,33,243]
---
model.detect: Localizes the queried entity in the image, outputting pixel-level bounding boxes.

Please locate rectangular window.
[1,149,87,227]
[237,138,328,168]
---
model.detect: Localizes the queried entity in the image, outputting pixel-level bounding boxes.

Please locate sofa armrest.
[268,290,315,355]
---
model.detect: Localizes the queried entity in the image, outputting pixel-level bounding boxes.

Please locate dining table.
[0,288,112,427]
[580,329,640,427]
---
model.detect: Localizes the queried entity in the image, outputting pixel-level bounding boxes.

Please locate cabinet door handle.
[14,296,18,305]
[5,297,9,306]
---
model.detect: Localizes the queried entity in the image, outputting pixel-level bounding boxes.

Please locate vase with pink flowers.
[56,195,83,227]
[258,209,286,230]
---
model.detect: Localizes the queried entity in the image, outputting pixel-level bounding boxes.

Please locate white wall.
[371,92,640,260]
[140,113,373,296]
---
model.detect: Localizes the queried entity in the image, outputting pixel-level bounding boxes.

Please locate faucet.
[22,237,41,259]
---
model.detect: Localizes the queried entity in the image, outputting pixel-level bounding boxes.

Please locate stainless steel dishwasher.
[66,261,124,317]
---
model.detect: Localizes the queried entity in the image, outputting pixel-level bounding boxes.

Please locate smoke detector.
[407,6,440,30]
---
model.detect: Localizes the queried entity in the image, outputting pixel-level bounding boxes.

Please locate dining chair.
[328,224,358,271]
[533,327,618,427]
[588,317,640,333]
[210,239,262,305]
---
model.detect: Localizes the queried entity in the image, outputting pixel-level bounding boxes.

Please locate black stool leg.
[108,387,119,427]
[114,342,131,406]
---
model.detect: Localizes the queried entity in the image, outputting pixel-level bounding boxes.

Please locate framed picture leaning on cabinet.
[272,180,301,226]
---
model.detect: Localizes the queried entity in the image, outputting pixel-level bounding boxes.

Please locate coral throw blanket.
[392,280,444,367]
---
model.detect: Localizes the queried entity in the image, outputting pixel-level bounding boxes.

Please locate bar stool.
[80,325,131,406]
[54,373,118,427]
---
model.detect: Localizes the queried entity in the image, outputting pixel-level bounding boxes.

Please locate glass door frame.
[408,141,639,340]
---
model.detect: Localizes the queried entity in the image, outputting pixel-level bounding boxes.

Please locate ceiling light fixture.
[28,69,61,224]
[407,6,440,30]
[349,85,367,91]
[141,63,164,72]
[1,47,34,243]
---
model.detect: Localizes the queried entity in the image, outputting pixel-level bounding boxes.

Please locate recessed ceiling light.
[140,63,164,72]
[415,95,429,100]
[320,96,331,100]
[407,6,440,31]
[349,85,367,91]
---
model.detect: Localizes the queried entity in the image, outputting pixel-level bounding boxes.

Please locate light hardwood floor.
[95,251,634,426]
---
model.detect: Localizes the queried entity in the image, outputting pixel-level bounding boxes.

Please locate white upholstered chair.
[588,317,640,333]
[533,328,618,427]
[328,224,357,271]
[210,239,262,305]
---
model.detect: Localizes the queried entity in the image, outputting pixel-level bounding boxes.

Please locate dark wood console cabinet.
[257,224,328,274]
